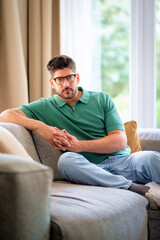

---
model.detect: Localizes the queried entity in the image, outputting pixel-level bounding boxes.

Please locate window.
[91,0,130,122]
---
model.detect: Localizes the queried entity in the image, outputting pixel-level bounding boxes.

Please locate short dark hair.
[47,55,76,75]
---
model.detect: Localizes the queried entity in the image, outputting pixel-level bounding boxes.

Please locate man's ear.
[50,78,55,89]
[76,73,80,84]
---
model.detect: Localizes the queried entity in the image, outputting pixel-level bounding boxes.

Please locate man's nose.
[63,78,69,87]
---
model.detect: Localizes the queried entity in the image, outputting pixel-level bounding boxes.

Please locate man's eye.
[67,76,72,80]
[57,78,63,82]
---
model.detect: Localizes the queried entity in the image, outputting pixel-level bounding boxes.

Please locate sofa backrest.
[138,128,160,152]
[31,130,65,181]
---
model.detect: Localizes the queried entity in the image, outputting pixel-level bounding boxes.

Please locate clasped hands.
[53,128,82,152]
[37,125,81,152]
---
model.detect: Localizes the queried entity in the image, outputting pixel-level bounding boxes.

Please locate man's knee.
[134,151,160,164]
[145,151,160,165]
[58,152,81,173]
[137,151,160,175]
[58,152,72,170]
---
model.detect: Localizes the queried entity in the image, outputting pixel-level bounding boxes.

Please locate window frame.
[130,0,156,128]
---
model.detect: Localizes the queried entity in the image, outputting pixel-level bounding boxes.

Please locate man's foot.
[128,183,150,196]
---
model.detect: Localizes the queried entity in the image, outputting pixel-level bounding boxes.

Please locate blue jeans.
[58,151,160,189]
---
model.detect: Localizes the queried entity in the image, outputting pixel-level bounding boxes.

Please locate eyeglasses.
[53,74,76,85]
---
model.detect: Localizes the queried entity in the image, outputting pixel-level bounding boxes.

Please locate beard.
[57,87,78,99]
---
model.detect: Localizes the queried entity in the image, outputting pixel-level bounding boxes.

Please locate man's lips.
[62,88,73,93]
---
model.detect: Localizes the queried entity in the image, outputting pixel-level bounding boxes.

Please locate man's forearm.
[80,132,127,154]
[0,108,73,150]
[0,108,44,131]
[63,130,127,154]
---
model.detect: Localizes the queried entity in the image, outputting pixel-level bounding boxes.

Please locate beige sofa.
[0,122,160,240]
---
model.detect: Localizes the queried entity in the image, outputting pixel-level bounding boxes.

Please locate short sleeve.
[19,99,45,120]
[104,95,125,133]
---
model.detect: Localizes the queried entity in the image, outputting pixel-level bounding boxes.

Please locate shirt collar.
[78,87,89,104]
[53,86,89,108]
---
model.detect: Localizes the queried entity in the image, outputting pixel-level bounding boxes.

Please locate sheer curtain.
[60,0,101,91]
[0,0,60,112]
[130,0,156,128]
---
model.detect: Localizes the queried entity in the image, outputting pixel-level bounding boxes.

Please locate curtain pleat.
[0,0,28,111]
[0,0,60,112]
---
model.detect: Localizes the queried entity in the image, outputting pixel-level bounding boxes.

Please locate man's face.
[50,68,80,101]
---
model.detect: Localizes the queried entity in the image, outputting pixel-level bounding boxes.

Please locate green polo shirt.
[19,87,130,164]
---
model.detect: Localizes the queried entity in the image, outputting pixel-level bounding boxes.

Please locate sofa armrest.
[138,128,160,152]
[0,154,53,240]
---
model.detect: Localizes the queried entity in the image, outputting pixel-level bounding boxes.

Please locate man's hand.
[53,129,127,154]
[0,108,74,151]
[36,125,73,151]
[52,129,127,154]
[62,130,82,152]
[52,129,82,152]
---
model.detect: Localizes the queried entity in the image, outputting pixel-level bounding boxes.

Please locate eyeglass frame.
[53,74,77,85]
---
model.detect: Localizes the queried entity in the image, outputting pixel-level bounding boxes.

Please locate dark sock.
[128,183,150,196]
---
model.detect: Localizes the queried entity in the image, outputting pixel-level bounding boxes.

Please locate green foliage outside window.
[92,0,160,126]
[92,0,130,122]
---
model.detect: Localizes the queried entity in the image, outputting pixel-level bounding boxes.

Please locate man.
[1,55,160,195]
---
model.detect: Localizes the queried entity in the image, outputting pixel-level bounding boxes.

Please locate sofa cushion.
[32,130,65,180]
[0,126,33,161]
[0,123,40,162]
[50,181,148,240]
[0,154,53,240]
[124,120,142,153]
